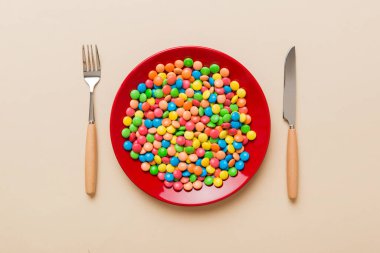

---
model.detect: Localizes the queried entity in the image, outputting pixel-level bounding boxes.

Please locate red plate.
[110,46,270,206]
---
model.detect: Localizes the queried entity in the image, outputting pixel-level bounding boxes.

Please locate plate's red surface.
[110,46,270,206]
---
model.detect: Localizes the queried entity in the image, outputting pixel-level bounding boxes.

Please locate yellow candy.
[230,81,240,91]
[192,80,202,90]
[170,136,177,144]
[157,126,166,135]
[206,165,215,174]
[213,177,223,187]
[198,133,208,143]
[236,88,246,98]
[166,125,176,134]
[219,130,227,139]
[203,90,211,99]
[147,97,155,105]
[227,144,235,153]
[184,131,194,140]
[202,141,211,150]
[212,104,220,114]
[239,113,247,123]
[123,116,132,126]
[179,93,187,100]
[135,110,144,118]
[231,95,239,104]
[166,164,174,173]
[169,111,178,120]
[158,72,166,80]
[219,171,229,180]
[154,155,162,164]
[158,164,166,172]
[225,135,234,144]
[192,138,200,149]
[247,131,257,140]
[201,158,210,167]
[212,73,222,80]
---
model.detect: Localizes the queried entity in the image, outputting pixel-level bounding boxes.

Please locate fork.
[82,45,101,196]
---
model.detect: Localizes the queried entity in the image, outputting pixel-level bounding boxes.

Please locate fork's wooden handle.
[85,123,97,196]
[287,128,298,200]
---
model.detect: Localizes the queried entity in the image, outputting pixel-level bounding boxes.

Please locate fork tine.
[90,45,95,71]
[86,45,92,71]
[82,45,87,72]
[95,45,101,71]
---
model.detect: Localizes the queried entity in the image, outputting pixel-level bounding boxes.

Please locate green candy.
[139,93,147,102]
[204,151,213,159]
[209,137,218,143]
[121,128,130,138]
[230,104,238,112]
[241,124,250,134]
[184,58,193,67]
[130,90,140,99]
[145,89,152,98]
[154,89,163,98]
[200,67,210,76]
[175,131,185,136]
[170,88,179,98]
[185,146,194,154]
[189,174,197,183]
[179,126,186,131]
[194,93,203,101]
[130,151,139,159]
[132,117,142,126]
[158,147,167,157]
[150,165,159,175]
[146,134,155,143]
[210,64,220,73]
[228,167,238,177]
[223,114,231,122]
[210,115,219,123]
[129,124,138,132]
[217,117,224,125]
[162,79,168,86]
[199,107,205,116]
[175,144,184,152]
[220,108,229,117]
[207,122,216,128]
[204,176,214,186]
[162,111,169,118]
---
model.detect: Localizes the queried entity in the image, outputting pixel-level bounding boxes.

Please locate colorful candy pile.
[122,58,256,192]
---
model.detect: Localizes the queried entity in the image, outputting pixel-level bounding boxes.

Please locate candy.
[122,58,257,191]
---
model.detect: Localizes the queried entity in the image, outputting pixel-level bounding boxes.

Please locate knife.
[283,46,298,200]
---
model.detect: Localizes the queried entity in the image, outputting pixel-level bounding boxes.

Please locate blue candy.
[182,170,191,177]
[235,160,245,170]
[139,155,146,163]
[225,154,233,162]
[138,102,143,110]
[153,118,162,127]
[170,157,180,166]
[218,139,227,149]
[201,168,207,177]
[224,86,232,93]
[219,159,228,170]
[208,93,217,103]
[167,102,177,111]
[231,112,240,121]
[144,119,153,128]
[165,173,174,182]
[204,107,213,116]
[195,159,202,166]
[209,77,215,85]
[240,151,250,162]
[123,141,132,151]
[233,141,243,150]
[137,83,146,93]
[145,152,154,162]
[192,70,201,79]
[231,121,242,129]
[175,79,183,89]
[162,140,170,148]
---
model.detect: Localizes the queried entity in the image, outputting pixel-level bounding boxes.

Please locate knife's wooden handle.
[85,123,97,196]
[287,128,298,200]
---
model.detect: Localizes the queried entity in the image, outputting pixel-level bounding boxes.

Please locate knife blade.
[283,46,298,200]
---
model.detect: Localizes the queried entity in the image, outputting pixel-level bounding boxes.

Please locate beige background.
[1,0,380,252]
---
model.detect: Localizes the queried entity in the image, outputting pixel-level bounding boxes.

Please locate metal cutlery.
[82,45,101,196]
[283,46,298,200]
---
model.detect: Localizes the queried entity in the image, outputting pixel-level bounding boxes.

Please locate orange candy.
[183,101,192,111]
[165,63,174,72]
[148,70,157,80]
[234,134,244,142]
[175,97,185,107]
[174,68,182,75]
[174,60,184,68]
[220,68,229,77]
[245,115,252,124]
[182,68,192,79]
[188,164,196,173]
[153,76,163,86]
[214,169,221,178]
[237,98,246,107]
[194,166,203,176]
[156,64,165,73]
[211,143,220,152]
